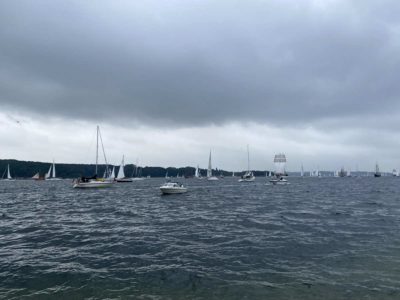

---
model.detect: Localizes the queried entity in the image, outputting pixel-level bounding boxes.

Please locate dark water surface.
[1,177,400,299]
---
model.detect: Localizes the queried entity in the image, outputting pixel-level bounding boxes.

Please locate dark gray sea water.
[1,177,400,299]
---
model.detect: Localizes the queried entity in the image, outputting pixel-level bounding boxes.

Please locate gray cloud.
[1,0,400,129]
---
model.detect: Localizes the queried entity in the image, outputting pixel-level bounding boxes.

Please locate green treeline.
[0,159,271,179]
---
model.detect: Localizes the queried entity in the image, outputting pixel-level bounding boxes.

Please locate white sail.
[195,166,199,178]
[117,155,125,179]
[207,151,212,177]
[7,164,12,179]
[52,160,56,178]
[45,165,52,179]
[232,171,235,177]
[32,172,40,179]
[300,164,304,177]
[110,166,115,178]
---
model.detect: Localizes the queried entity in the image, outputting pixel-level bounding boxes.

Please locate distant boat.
[115,155,133,183]
[269,153,289,184]
[300,164,304,177]
[232,171,235,177]
[207,150,219,181]
[195,165,203,179]
[160,182,187,194]
[374,163,381,177]
[131,159,145,181]
[2,164,15,181]
[392,169,399,177]
[46,160,62,180]
[32,172,44,181]
[338,167,346,177]
[238,145,255,182]
[73,126,114,188]
[269,176,289,185]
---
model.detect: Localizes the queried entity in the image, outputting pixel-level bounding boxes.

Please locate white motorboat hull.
[207,176,219,181]
[73,180,114,188]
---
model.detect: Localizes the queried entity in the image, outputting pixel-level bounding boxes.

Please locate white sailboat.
[374,163,381,177]
[46,160,62,180]
[300,164,304,177]
[195,165,202,179]
[238,145,255,182]
[132,159,145,181]
[2,164,15,181]
[115,155,133,182]
[207,150,219,181]
[73,126,114,188]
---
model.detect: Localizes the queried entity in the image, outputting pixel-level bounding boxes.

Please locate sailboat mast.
[247,144,250,172]
[52,160,56,178]
[96,125,99,175]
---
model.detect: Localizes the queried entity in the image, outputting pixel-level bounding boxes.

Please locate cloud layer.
[1,0,400,170]
[1,0,400,128]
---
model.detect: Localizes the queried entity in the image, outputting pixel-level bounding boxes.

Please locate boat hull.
[238,177,255,182]
[115,178,133,183]
[73,181,114,188]
[207,176,219,181]
[160,187,187,194]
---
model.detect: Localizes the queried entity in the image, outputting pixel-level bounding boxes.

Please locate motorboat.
[160,182,187,194]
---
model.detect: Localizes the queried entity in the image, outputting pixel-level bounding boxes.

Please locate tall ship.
[269,153,289,185]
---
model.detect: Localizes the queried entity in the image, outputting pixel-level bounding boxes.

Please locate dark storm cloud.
[1,0,400,127]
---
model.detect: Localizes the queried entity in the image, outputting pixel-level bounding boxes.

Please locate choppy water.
[1,177,400,299]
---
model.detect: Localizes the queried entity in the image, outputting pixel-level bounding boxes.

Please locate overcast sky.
[1,0,400,171]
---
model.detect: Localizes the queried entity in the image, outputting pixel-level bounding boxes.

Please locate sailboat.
[195,165,203,179]
[2,164,15,181]
[232,171,235,177]
[73,126,114,188]
[207,150,219,181]
[115,155,133,182]
[132,159,145,181]
[32,172,44,180]
[300,164,304,177]
[46,160,62,180]
[238,145,255,182]
[374,163,381,177]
